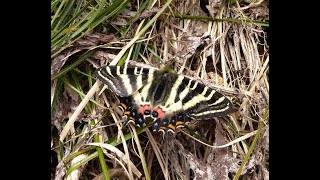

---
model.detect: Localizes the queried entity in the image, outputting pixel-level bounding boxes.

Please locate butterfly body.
[95,65,233,134]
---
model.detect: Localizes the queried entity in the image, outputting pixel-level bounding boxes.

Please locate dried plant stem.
[181,128,258,149]
[233,106,268,180]
[109,0,173,66]
[145,129,168,180]
[170,13,269,27]
[60,81,100,141]
[130,124,150,180]
[102,93,133,180]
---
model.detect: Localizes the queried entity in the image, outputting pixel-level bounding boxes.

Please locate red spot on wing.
[154,107,166,119]
[139,105,151,114]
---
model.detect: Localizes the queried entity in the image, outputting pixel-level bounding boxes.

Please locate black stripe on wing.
[95,66,154,97]
[183,78,232,119]
[166,76,232,120]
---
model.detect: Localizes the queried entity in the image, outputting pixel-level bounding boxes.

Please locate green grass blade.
[63,125,149,162]
[66,153,97,176]
[51,0,95,44]
[130,124,150,180]
[233,105,269,180]
[52,0,129,58]
[92,120,110,180]
[70,0,107,39]
[62,78,107,110]
[109,0,173,65]
[52,0,76,30]
[51,49,97,81]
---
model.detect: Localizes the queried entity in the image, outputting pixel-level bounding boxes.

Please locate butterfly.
[95,65,233,134]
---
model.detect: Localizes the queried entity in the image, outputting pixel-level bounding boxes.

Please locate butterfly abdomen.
[147,69,178,107]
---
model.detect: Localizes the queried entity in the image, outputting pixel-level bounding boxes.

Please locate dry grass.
[51,0,269,179]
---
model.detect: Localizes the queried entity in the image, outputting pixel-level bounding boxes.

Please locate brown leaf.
[51,87,86,132]
[92,168,130,180]
[51,49,81,76]
[75,33,116,46]
[139,8,161,19]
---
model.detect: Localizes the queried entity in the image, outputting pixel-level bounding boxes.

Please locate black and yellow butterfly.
[95,65,233,134]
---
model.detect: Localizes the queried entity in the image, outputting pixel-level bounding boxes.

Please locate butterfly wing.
[96,65,233,130]
[160,75,233,120]
[95,65,156,97]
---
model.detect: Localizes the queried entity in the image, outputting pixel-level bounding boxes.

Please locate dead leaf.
[75,33,116,46]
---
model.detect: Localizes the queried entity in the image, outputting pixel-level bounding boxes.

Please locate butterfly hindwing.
[161,75,232,120]
[181,77,232,119]
[95,66,155,97]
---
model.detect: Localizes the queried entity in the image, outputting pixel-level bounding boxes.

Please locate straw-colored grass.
[51,0,269,179]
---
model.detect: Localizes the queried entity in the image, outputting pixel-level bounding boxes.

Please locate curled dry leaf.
[139,7,161,19]
[171,138,241,180]
[52,33,116,77]
[66,154,88,180]
[63,86,81,113]
[75,33,116,46]
[52,97,68,131]
[92,168,130,180]
[92,51,117,67]
[51,86,86,132]
[207,71,224,85]
[53,161,66,180]
[111,17,128,26]
[51,50,81,76]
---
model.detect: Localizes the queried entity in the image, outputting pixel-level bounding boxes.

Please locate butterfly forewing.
[95,66,155,97]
